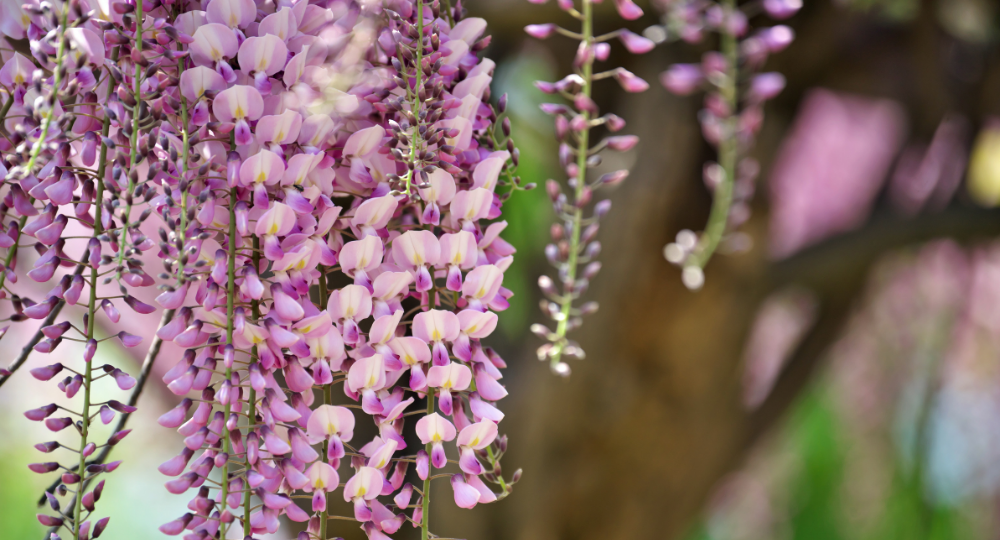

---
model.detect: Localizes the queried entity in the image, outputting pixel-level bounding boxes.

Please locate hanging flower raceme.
[524,0,651,375]
[0,0,170,536]
[655,0,800,289]
[148,0,520,539]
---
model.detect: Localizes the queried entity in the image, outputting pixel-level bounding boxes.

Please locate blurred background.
[7,0,1000,538]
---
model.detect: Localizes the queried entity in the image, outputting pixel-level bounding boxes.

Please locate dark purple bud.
[41,321,71,339]
[94,516,110,538]
[45,417,73,432]
[35,441,60,453]
[62,472,81,484]
[25,403,58,421]
[82,489,96,511]
[159,514,192,535]
[108,429,131,445]
[37,514,63,527]
[124,295,156,314]
[28,462,60,473]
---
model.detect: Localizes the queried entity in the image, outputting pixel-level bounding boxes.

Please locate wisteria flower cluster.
[656,0,800,289]
[0,0,520,537]
[523,0,651,374]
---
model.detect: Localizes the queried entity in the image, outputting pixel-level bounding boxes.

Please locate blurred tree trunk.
[432,1,1000,539]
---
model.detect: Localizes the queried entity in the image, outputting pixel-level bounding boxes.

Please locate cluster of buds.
[1,0,520,537]
[142,0,519,539]
[655,0,800,289]
[524,0,650,374]
[1,0,162,537]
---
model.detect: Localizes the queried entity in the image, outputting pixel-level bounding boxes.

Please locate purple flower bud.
[763,0,802,19]
[35,441,60,453]
[158,398,191,428]
[574,41,594,67]
[525,23,557,39]
[111,368,136,390]
[605,114,626,131]
[41,321,71,339]
[227,151,241,187]
[94,516,110,537]
[540,103,570,115]
[159,514,192,535]
[45,417,73,432]
[84,339,97,362]
[108,429,131,445]
[23,297,58,319]
[613,0,643,19]
[117,331,142,348]
[599,170,630,186]
[416,449,429,480]
[82,489,97,511]
[25,403,58,421]
[619,30,655,54]
[748,72,786,102]
[614,69,649,93]
[761,25,795,52]
[124,295,156,314]
[28,462,60,473]
[99,405,115,424]
[661,64,704,95]
[37,514,63,527]
[574,93,599,114]
[606,135,639,151]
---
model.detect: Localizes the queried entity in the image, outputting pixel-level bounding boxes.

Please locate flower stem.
[549,0,593,370]
[421,389,435,540]
[114,2,146,282]
[243,238,259,537]
[71,41,121,540]
[688,0,738,271]
[220,185,238,538]
[318,263,329,539]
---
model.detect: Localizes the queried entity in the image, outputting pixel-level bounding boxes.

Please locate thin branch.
[39,308,175,508]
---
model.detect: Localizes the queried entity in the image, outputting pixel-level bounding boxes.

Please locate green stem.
[486,446,507,494]
[114,4,146,282]
[243,237,259,537]
[421,389,435,540]
[689,0,738,271]
[403,0,426,197]
[549,0,593,370]
[220,186,238,538]
[441,0,454,26]
[71,44,120,540]
[176,59,191,283]
[20,3,70,176]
